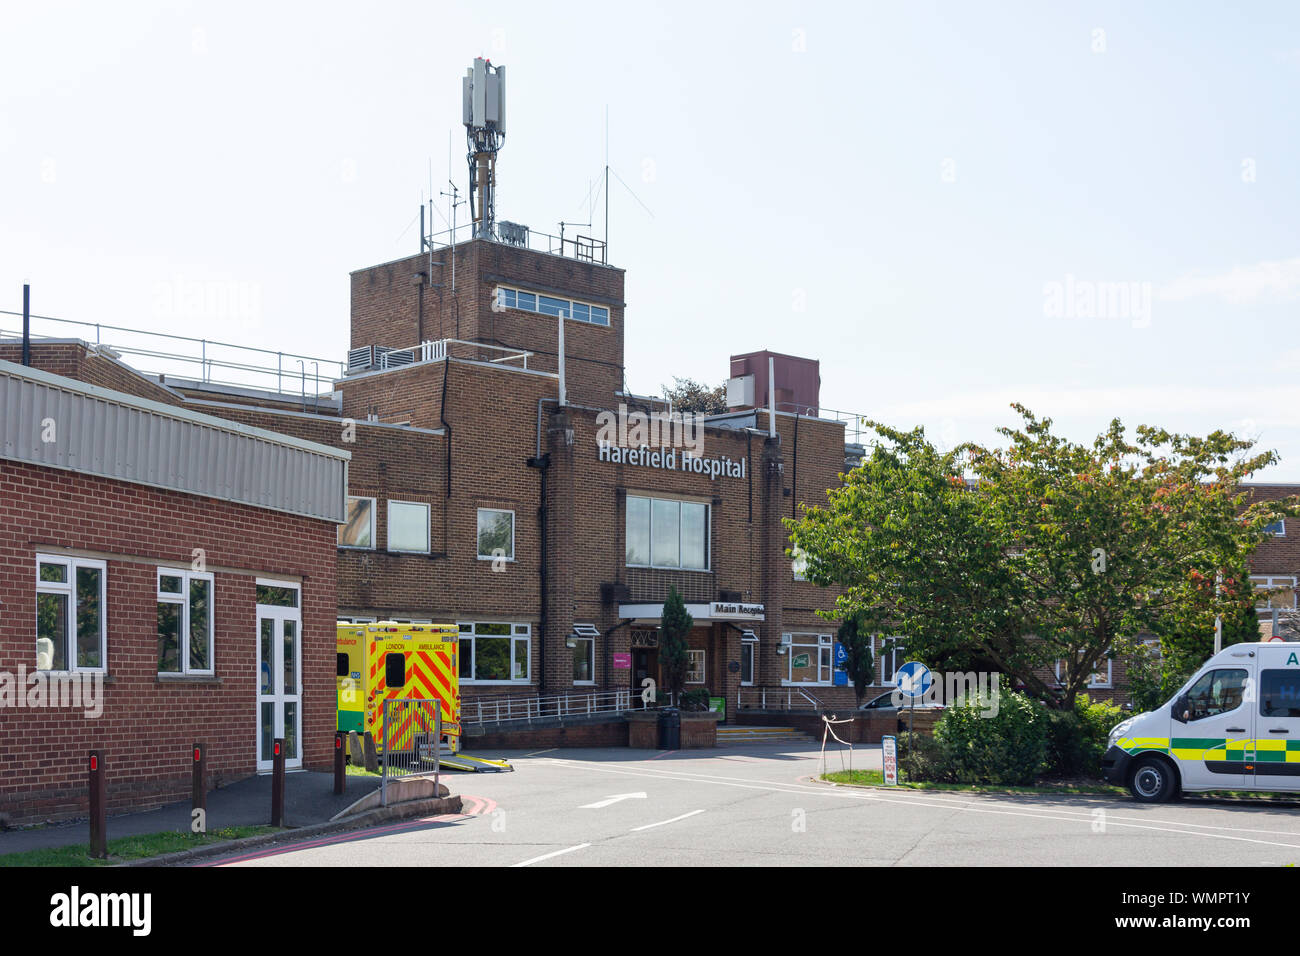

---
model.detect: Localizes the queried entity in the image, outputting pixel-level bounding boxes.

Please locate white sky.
[4,1,1299,477]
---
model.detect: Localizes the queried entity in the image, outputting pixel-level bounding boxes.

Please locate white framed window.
[876,635,903,686]
[477,508,515,561]
[626,495,709,570]
[572,638,595,684]
[338,616,377,624]
[1054,657,1113,689]
[686,649,706,684]
[495,286,610,327]
[157,568,215,675]
[783,633,832,685]
[792,545,809,582]
[36,554,107,673]
[1264,519,1286,536]
[388,500,430,553]
[1252,575,1297,611]
[339,496,376,549]
[458,621,531,684]
[740,631,758,686]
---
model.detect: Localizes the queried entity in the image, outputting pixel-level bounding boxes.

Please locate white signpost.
[882,735,899,786]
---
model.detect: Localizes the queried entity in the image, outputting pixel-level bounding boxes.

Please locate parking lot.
[204,743,1300,867]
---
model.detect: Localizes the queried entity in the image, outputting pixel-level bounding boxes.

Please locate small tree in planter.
[659,585,693,704]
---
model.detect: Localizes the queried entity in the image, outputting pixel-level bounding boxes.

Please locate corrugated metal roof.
[0,359,348,523]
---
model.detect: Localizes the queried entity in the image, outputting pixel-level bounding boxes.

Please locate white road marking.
[523,748,558,757]
[580,792,647,809]
[537,758,1300,851]
[511,843,591,867]
[630,809,706,831]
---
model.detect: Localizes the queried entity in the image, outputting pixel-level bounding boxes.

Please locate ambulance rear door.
[1253,644,1300,793]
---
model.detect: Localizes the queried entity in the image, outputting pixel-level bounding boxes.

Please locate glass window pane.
[1260,670,1300,718]
[283,702,297,759]
[159,574,183,594]
[283,620,298,694]
[389,502,430,553]
[681,503,707,569]
[513,637,529,680]
[475,637,511,680]
[501,288,516,309]
[458,638,472,679]
[626,497,650,565]
[39,562,67,584]
[38,592,68,671]
[261,702,274,762]
[516,291,535,311]
[1185,669,1248,720]
[477,509,514,559]
[789,643,817,683]
[339,498,373,548]
[189,578,211,671]
[257,585,299,608]
[590,306,609,326]
[570,302,590,322]
[476,621,511,636]
[260,618,274,694]
[651,499,680,567]
[573,640,593,682]
[538,295,568,317]
[158,602,181,673]
[741,644,754,684]
[75,566,102,668]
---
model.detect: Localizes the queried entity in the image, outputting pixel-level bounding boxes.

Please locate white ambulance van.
[1102,641,1300,801]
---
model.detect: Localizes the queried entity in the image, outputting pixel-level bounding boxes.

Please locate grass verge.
[821,769,1124,795]
[0,825,280,867]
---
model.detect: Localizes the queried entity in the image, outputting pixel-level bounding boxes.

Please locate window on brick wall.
[36,554,106,673]
[1055,656,1113,689]
[876,636,903,686]
[458,622,531,684]
[495,285,610,327]
[626,495,709,570]
[783,633,832,685]
[339,497,375,549]
[388,500,430,553]
[477,508,515,561]
[686,649,706,684]
[157,569,214,675]
[1253,575,1297,611]
[572,638,595,684]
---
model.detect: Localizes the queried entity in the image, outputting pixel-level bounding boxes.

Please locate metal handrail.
[425,221,608,266]
[737,684,828,712]
[465,686,673,724]
[356,337,533,376]
[0,309,344,397]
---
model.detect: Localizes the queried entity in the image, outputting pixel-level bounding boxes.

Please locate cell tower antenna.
[462,57,507,240]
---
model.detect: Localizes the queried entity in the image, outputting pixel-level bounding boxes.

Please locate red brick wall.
[0,343,184,407]
[0,460,337,824]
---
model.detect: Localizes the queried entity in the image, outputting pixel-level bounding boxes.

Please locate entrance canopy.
[617,601,765,624]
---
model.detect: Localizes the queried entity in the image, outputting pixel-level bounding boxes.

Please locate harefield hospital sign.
[597,441,747,480]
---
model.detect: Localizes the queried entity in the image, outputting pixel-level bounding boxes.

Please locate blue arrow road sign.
[895,661,932,700]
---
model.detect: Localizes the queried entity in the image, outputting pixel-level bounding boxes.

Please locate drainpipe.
[22,284,31,367]
[527,451,550,697]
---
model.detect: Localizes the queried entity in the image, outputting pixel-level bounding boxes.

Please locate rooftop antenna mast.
[440,179,464,292]
[462,57,507,240]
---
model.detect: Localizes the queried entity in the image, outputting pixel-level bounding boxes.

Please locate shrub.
[1042,694,1126,778]
[679,688,712,712]
[933,684,1048,786]
[895,732,950,783]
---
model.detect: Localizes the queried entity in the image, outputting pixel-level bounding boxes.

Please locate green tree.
[788,406,1299,710]
[659,585,693,702]
[661,376,728,415]
[836,611,876,705]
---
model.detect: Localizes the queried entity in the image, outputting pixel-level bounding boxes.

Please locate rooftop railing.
[0,309,343,398]
[424,220,608,266]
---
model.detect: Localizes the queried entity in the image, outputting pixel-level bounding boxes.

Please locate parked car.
[858,690,945,711]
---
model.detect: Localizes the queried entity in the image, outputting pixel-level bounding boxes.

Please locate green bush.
[679,688,712,712]
[933,685,1048,786]
[1043,694,1126,778]
[895,732,950,783]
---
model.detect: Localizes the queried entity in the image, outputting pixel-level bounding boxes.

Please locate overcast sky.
[4,1,1299,477]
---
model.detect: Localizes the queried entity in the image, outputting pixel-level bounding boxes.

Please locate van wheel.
[1129,756,1176,803]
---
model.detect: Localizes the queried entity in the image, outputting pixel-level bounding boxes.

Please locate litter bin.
[657,707,681,750]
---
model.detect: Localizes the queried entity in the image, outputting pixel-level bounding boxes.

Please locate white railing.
[465,687,674,725]
[351,338,533,375]
[737,685,826,712]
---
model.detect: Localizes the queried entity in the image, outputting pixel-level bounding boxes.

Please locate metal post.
[192,742,206,824]
[21,284,31,367]
[434,701,442,799]
[271,738,285,826]
[333,732,345,795]
[88,750,107,859]
[380,700,389,807]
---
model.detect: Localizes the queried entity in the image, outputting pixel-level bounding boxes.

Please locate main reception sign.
[597,441,747,480]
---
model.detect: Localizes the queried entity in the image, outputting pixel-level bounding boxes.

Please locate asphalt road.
[201,743,1300,867]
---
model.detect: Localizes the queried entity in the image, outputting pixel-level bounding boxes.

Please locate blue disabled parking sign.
[895,661,932,700]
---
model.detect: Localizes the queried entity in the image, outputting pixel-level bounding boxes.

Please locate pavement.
[0,771,377,855]
[196,742,1300,867]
